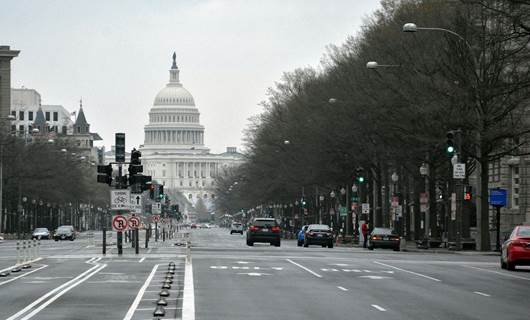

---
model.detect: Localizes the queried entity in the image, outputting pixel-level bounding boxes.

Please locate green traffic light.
[358,177,365,183]
[447,146,455,153]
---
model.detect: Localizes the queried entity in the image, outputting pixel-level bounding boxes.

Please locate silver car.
[32,228,51,240]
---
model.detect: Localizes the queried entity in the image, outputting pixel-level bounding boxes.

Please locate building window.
[19,111,24,121]
[211,194,215,199]
[180,181,183,186]
[11,111,16,117]
[489,159,501,182]
[19,125,24,132]
[204,194,208,199]
[11,125,16,133]
[53,112,58,121]
[45,112,50,121]
[28,111,33,121]
[62,126,67,134]
[162,170,166,177]
[202,181,205,187]
[189,181,192,187]
[188,194,192,200]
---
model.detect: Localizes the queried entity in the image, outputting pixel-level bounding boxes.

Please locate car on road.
[0,234,3,243]
[368,228,400,251]
[191,223,198,229]
[303,224,334,248]
[501,225,530,271]
[54,225,76,241]
[230,222,244,234]
[246,218,281,247]
[32,227,50,240]
[297,225,309,246]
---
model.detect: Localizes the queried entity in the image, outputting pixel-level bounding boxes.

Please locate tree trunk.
[479,156,491,251]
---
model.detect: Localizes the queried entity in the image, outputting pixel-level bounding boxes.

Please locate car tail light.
[271,226,281,233]
[249,225,259,232]
[371,236,380,240]
[511,239,528,247]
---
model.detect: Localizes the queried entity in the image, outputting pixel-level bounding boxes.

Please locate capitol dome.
[154,86,195,106]
[152,52,195,107]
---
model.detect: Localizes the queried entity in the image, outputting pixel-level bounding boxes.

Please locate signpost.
[111,190,131,210]
[112,215,128,232]
[489,188,507,251]
[361,203,370,214]
[128,216,140,254]
[152,202,161,214]
[453,163,466,179]
[339,206,347,217]
[152,214,161,242]
[130,194,142,214]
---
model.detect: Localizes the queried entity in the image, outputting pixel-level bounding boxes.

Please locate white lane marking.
[123,264,159,320]
[374,261,441,282]
[371,304,386,312]
[6,264,102,320]
[0,265,48,287]
[271,267,283,271]
[237,272,270,276]
[139,257,145,263]
[86,257,96,263]
[236,261,250,264]
[286,259,322,278]
[474,291,491,297]
[0,258,43,274]
[464,265,530,281]
[13,264,106,320]
[359,275,391,280]
[182,258,195,320]
[337,286,348,291]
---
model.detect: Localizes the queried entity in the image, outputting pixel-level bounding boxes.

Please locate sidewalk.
[335,240,500,256]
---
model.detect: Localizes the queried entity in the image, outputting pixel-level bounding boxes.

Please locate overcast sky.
[2,0,382,153]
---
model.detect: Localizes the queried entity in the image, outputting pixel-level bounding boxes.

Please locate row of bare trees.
[0,132,110,235]
[215,0,530,249]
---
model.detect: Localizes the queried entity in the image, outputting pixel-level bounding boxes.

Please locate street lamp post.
[318,195,324,224]
[330,191,336,233]
[420,162,430,248]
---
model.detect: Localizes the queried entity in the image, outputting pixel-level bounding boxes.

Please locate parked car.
[190,223,198,229]
[368,228,400,251]
[297,225,309,246]
[54,225,75,241]
[230,222,244,235]
[32,228,50,240]
[0,234,4,243]
[303,224,334,248]
[246,218,281,247]
[501,225,530,271]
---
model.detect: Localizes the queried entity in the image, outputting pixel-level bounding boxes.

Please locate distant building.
[10,88,102,162]
[0,46,19,122]
[139,53,243,220]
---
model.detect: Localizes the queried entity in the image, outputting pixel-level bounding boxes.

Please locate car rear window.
[308,225,330,232]
[372,228,395,235]
[517,227,530,237]
[57,227,71,232]
[253,219,277,227]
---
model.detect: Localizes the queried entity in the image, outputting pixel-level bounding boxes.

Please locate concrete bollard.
[32,239,37,260]
[37,239,41,258]
[22,240,27,264]
[16,241,21,265]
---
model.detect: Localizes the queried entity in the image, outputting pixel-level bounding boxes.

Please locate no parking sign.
[112,215,128,231]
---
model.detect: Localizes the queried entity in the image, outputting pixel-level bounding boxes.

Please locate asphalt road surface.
[0,228,529,320]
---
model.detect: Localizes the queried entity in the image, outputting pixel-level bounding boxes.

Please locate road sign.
[130,194,142,214]
[453,163,466,179]
[396,205,403,218]
[112,215,128,231]
[128,216,140,229]
[489,188,507,207]
[339,206,348,217]
[152,214,161,223]
[111,190,130,210]
[362,203,370,214]
[152,202,161,214]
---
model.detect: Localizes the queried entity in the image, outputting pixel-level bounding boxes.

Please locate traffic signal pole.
[117,163,123,256]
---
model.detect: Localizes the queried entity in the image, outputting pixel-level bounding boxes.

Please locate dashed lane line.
[371,304,387,312]
[373,261,441,282]
[473,291,491,297]
[123,264,159,320]
[337,286,348,291]
[139,257,145,263]
[286,259,322,278]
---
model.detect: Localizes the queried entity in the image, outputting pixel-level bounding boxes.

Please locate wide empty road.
[0,228,529,319]
[191,227,529,320]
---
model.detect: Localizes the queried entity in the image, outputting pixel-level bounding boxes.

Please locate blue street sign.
[489,188,507,207]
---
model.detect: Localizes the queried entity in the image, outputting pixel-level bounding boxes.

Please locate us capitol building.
[140,53,242,208]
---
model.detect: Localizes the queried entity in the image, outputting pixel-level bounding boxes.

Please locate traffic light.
[96,164,112,186]
[149,184,156,199]
[446,131,455,155]
[464,186,472,201]
[301,197,307,208]
[115,133,125,163]
[158,185,164,201]
[356,167,365,183]
[129,174,152,188]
